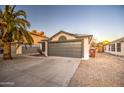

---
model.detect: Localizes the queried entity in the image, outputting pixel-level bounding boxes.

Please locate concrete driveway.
[0,56,80,87]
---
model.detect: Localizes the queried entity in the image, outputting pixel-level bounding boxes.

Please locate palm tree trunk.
[3,42,12,60]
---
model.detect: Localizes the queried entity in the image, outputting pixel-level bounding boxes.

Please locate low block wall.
[22,45,40,55]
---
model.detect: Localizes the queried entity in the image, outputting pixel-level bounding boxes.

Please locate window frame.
[109,45,111,51]
[117,43,121,52]
[58,36,67,41]
[111,44,115,51]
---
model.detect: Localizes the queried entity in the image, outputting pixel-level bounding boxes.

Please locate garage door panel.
[49,45,81,48]
[48,41,83,58]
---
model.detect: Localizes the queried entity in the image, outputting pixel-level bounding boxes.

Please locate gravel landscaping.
[69,53,124,87]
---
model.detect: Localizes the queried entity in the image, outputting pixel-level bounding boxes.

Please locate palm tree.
[0,5,33,60]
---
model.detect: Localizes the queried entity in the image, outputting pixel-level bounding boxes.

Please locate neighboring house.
[104,37,124,56]
[29,31,48,45]
[40,31,93,60]
[0,29,48,55]
[11,31,48,55]
[19,31,48,55]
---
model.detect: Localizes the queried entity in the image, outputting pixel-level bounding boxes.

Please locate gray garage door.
[48,41,83,58]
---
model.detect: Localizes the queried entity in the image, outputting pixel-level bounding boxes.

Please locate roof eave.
[49,31,77,40]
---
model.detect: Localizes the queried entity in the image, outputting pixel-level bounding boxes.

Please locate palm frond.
[1,5,33,45]
[0,8,3,19]
[19,27,34,44]
[13,10,27,19]
[15,18,30,28]
[11,5,16,14]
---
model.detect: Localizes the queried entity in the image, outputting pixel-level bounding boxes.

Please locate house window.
[111,44,115,51]
[59,36,67,41]
[117,43,121,52]
[109,45,111,51]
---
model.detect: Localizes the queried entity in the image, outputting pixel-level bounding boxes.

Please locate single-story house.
[104,37,124,56]
[39,31,93,60]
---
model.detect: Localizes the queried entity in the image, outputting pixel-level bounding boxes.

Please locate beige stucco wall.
[16,44,22,54]
[50,32,76,41]
[82,37,90,60]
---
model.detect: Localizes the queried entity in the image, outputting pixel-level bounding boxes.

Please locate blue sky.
[1,5,124,41]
